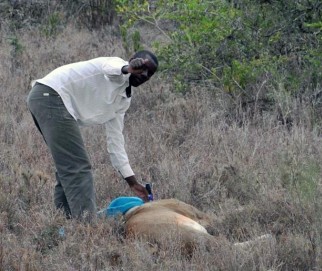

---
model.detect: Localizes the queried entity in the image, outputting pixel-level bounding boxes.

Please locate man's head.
[129,50,158,87]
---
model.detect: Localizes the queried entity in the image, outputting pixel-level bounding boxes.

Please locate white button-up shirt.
[34,57,134,178]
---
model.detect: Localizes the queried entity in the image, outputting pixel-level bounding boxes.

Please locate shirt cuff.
[119,164,134,179]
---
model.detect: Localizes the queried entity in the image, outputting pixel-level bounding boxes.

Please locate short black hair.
[133,50,158,67]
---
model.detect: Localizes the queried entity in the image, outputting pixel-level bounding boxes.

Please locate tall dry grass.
[1,21,322,270]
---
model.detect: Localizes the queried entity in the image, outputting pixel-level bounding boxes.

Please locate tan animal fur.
[124,199,218,254]
[123,199,274,256]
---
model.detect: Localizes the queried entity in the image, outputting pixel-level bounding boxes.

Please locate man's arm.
[105,114,133,177]
[124,175,149,202]
[102,57,130,82]
[121,58,149,74]
[105,114,148,201]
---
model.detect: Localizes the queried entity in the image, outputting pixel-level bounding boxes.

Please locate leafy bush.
[117,0,322,119]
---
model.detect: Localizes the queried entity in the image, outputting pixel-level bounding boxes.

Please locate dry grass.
[1,21,322,270]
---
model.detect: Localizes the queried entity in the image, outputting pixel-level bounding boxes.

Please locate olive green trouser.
[27,83,96,221]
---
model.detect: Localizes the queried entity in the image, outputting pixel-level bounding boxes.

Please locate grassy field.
[1,22,322,271]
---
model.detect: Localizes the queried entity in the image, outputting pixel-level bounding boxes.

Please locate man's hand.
[125,175,149,202]
[122,58,149,75]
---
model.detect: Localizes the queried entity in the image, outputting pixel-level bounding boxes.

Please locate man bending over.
[27,50,158,221]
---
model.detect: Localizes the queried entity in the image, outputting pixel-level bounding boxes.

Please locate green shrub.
[42,12,64,38]
[117,0,322,120]
[279,153,320,206]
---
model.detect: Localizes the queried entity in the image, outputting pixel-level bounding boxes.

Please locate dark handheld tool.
[145,183,154,201]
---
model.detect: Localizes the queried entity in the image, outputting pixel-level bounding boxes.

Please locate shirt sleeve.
[102,57,130,83]
[105,113,134,178]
